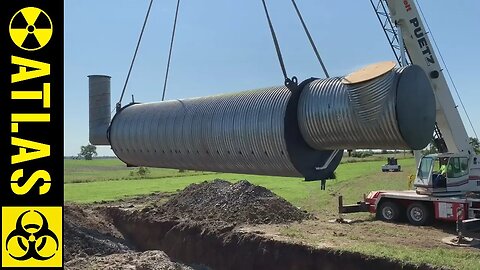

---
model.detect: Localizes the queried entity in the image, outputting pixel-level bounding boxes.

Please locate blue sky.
[65,0,480,156]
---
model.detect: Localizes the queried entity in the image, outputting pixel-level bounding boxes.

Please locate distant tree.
[470,137,480,154]
[78,144,97,160]
[129,166,150,178]
[351,150,373,158]
[137,167,150,178]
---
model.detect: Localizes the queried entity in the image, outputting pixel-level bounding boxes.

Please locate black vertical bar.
[0,0,64,268]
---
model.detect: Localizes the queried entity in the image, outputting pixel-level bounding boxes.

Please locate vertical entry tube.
[88,75,111,145]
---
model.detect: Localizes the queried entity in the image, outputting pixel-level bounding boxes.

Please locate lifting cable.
[260,0,298,89]
[117,0,154,111]
[415,0,478,139]
[161,0,181,101]
[290,0,330,78]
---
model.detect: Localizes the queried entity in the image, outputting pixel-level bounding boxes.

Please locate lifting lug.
[285,76,298,91]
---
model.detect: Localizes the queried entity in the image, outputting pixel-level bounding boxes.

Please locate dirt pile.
[65,250,194,270]
[65,179,306,262]
[143,179,309,224]
[64,204,131,261]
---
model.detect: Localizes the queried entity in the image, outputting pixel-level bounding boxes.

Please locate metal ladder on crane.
[369,0,410,66]
[433,123,448,153]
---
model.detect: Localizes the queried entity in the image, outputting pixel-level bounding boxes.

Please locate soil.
[64,204,131,261]
[65,250,194,270]
[141,179,310,224]
[64,204,198,269]
[64,180,311,268]
[64,179,473,269]
[109,211,443,270]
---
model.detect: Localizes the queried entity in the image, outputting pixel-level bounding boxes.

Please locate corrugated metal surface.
[110,86,305,177]
[298,68,411,150]
[88,75,111,145]
[104,64,434,179]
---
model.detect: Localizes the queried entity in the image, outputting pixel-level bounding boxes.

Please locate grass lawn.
[65,158,414,209]
[346,243,480,270]
[64,158,215,184]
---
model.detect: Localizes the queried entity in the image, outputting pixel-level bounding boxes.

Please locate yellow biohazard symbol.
[2,207,62,267]
[9,7,53,51]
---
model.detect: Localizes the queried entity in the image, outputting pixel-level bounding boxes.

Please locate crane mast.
[385,0,474,155]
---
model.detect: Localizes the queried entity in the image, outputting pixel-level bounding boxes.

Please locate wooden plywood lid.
[342,61,396,85]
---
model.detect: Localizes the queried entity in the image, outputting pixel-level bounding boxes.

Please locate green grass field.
[65,157,412,210]
[64,158,215,184]
[64,157,480,270]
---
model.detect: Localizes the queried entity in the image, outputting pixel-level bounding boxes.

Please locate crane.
[385,0,479,195]
[340,0,480,231]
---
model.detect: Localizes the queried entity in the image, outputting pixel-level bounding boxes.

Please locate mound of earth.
[64,204,131,261]
[65,250,194,270]
[143,179,310,224]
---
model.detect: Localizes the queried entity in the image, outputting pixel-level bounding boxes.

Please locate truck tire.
[406,202,432,226]
[377,201,401,222]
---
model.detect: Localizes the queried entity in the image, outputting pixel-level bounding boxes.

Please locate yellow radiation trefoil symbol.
[9,7,53,51]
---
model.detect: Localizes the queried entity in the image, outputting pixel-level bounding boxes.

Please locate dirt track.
[65,180,463,270]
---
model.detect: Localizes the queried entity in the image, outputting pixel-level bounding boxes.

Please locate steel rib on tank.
[298,67,410,150]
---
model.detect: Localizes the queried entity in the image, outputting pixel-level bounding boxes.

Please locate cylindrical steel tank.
[89,75,111,145]
[109,86,342,180]
[298,65,435,150]
[91,63,435,181]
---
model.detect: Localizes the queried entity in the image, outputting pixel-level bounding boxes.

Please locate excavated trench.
[65,181,445,270]
[108,208,440,270]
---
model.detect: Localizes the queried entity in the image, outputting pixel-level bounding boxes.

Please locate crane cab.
[415,153,480,196]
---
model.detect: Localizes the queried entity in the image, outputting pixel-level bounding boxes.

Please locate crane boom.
[386,0,474,155]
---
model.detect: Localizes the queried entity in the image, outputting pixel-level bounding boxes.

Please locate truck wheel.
[377,201,401,222]
[406,202,432,226]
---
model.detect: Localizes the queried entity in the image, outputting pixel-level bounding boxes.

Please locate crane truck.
[340,0,480,230]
